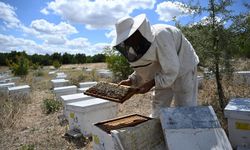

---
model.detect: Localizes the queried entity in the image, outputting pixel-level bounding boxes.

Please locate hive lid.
[224,98,250,119]
[235,71,250,74]
[95,114,151,134]
[0,82,15,87]
[54,86,77,92]
[160,106,221,129]
[66,98,116,113]
[51,79,68,83]
[61,93,84,99]
[8,85,30,91]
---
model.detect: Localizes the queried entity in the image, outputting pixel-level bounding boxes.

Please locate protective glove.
[137,79,155,94]
[118,78,132,86]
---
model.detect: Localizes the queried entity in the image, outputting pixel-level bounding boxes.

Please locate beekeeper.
[112,14,199,118]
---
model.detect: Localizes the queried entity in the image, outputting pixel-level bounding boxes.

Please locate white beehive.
[60,93,95,117]
[65,98,118,136]
[84,68,93,74]
[224,98,250,148]
[0,79,9,84]
[51,79,69,88]
[96,69,113,78]
[0,82,15,91]
[56,74,67,79]
[48,71,57,76]
[79,81,97,88]
[8,85,30,100]
[160,106,232,150]
[53,85,77,100]
[197,75,204,89]
[92,115,166,150]
[77,87,89,93]
[234,71,250,85]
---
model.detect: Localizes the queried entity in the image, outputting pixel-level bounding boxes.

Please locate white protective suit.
[128,18,200,118]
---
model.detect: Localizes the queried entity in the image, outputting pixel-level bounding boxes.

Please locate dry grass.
[0,62,249,149]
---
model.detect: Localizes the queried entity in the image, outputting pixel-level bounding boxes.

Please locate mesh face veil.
[114,30,151,62]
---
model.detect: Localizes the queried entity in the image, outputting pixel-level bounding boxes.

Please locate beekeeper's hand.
[118,78,132,86]
[138,79,155,94]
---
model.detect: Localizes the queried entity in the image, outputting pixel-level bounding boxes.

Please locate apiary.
[79,81,97,88]
[65,98,118,136]
[92,114,166,150]
[53,85,77,100]
[160,106,232,150]
[224,98,250,148]
[8,85,30,100]
[51,79,69,88]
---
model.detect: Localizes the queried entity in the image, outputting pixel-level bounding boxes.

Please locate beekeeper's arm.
[119,71,138,86]
[154,30,180,89]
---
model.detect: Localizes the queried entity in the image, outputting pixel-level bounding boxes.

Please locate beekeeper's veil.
[112,14,154,62]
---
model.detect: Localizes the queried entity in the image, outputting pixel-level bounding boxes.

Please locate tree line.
[0,51,106,66]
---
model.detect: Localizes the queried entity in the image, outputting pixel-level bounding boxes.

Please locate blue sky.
[0,0,248,55]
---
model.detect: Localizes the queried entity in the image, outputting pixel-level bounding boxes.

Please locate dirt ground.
[0,62,249,150]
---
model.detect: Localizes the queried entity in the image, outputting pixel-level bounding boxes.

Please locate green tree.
[183,0,236,109]
[52,60,61,69]
[8,55,29,76]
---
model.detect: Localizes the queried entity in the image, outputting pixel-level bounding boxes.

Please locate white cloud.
[40,8,49,15]
[156,1,195,22]
[43,0,156,29]
[30,19,78,35]
[44,35,67,45]
[0,33,107,55]
[0,1,112,55]
[189,16,224,27]
[105,29,116,40]
[0,1,20,28]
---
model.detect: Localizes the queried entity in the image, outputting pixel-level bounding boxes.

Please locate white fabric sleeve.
[154,30,180,88]
[128,71,137,84]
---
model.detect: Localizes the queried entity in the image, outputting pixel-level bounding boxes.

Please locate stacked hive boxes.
[92,114,166,150]
[8,85,31,100]
[78,81,97,93]
[233,71,250,85]
[224,98,250,149]
[51,79,69,88]
[0,82,15,93]
[160,106,232,150]
[53,85,77,100]
[65,98,117,137]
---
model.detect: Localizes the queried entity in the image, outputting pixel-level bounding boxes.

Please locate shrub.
[33,69,44,77]
[31,63,40,70]
[20,144,35,150]
[42,99,62,114]
[105,47,133,81]
[8,55,29,76]
[52,60,61,69]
